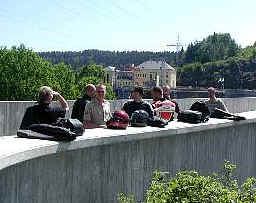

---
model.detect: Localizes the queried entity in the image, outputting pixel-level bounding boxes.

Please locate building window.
[166,74,168,78]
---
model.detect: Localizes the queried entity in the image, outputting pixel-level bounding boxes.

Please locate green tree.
[184,33,240,64]
[0,45,56,100]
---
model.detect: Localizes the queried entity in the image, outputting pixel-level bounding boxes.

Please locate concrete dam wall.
[0,111,256,202]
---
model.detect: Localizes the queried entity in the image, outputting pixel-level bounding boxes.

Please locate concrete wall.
[1,97,256,136]
[0,111,256,203]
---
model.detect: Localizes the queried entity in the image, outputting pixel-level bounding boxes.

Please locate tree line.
[39,50,177,70]
[0,45,115,101]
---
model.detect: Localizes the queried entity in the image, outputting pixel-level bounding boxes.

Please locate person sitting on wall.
[83,84,111,129]
[122,86,154,118]
[151,86,176,121]
[163,85,181,116]
[20,86,69,129]
[71,84,96,123]
[205,87,228,114]
[151,86,164,107]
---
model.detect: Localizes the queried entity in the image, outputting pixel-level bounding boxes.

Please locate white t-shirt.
[205,98,228,113]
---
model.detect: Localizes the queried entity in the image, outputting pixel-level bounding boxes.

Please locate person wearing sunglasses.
[83,84,111,129]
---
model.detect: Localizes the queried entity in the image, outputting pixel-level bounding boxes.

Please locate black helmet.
[130,110,149,127]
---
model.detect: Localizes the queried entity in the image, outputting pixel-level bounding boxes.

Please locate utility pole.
[167,34,185,67]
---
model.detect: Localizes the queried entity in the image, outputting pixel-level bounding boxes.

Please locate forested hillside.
[177,33,256,89]
[39,50,177,70]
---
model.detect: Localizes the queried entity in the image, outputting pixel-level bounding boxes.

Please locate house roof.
[137,60,175,71]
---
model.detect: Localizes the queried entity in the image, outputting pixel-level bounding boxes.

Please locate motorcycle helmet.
[130,110,149,127]
[106,110,129,129]
[154,100,176,121]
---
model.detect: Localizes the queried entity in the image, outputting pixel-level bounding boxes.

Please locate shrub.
[118,161,256,203]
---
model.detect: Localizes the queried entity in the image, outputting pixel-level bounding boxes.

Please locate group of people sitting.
[20,84,228,130]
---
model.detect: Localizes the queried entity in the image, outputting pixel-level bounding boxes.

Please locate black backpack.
[177,101,210,124]
[18,119,84,141]
[54,118,84,136]
[177,110,203,124]
[190,101,210,122]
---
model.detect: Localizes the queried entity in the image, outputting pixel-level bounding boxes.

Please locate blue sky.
[0,0,255,52]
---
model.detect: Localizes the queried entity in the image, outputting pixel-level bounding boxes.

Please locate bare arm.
[220,100,229,113]
[53,91,69,110]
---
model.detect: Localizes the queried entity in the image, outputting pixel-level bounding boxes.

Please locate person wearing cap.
[83,84,111,129]
[122,86,154,118]
[162,85,181,115]
[20,86,69,129]
[205,87,228,113]
[71,84,96,123]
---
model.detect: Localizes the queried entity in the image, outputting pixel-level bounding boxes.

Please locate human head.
[208,87,216,99]
[151,86,163,101]
[96,84,106,101]
[163,85,171,98]
[131,86,143,102]
[85,84,96,97]
[38,86,53,104]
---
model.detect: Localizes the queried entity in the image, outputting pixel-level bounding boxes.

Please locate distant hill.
[38,50,177,70]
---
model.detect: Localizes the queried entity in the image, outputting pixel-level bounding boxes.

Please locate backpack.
[177,110,203,124]
[17,119,84,141]
[189,101,210,122]
[54,118,84,136]
[18,124,77,141]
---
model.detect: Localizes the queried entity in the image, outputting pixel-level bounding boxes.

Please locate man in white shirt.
[205,87,228,113]
[83,84,111,129]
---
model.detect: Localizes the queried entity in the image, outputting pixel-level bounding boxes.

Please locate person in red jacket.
[151,86,176,121]
[163,85,181,116]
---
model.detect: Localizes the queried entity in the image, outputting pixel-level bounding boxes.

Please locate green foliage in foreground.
[118,161,256,203]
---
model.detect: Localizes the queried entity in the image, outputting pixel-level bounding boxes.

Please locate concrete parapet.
[0,111,256,202]
[1,97,256,136]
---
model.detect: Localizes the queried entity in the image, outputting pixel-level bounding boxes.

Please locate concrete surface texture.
[1,97,256,136]
[0,111,256,202]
